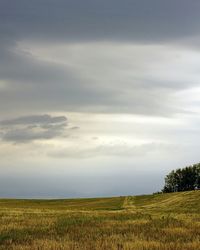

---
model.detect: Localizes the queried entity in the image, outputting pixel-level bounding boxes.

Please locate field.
[0,191,199,250]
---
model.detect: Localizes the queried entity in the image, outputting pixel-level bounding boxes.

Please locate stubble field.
[0,191,199,250]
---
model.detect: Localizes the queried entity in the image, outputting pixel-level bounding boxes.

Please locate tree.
[162,163,200,193]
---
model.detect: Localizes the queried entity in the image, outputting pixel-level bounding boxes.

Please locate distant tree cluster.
[163,163,200,193]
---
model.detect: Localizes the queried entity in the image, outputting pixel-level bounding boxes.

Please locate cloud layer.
[1,0,200,44]
[0,114,67,143]
[0,1,200,117]
[1,1,200,197]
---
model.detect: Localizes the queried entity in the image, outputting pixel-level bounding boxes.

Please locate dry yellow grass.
[0,191,199,250]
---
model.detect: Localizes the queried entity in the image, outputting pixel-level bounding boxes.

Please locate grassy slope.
[0,191,199,250]
[0,196,124,211]
[126,191,200,213]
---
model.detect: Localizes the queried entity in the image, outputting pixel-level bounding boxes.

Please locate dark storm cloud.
[0,114,68,143]
[0,0,200,43]
[0,0,200,116]
[1,114,67,126]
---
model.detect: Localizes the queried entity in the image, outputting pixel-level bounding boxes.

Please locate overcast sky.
[1,0,200,198]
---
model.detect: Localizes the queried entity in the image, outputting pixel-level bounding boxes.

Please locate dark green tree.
[162,163,200,193]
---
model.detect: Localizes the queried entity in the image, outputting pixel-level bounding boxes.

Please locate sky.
[1,0,200,198]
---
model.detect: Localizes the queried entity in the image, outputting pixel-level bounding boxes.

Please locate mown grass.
[0,191,199,249]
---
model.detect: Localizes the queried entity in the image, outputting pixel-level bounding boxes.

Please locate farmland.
[0,191,199,250]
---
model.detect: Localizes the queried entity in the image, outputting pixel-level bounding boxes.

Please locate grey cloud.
[0,0,200,117]
[0,41,192,117]
[1,114,67,126]
[0,114,68,143]
[1,1,200,44]
[0,43,118,115]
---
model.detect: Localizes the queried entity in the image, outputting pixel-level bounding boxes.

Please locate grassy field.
[0,191,199,250]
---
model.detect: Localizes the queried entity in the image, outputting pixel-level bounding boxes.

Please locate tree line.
[162,163,200,193]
